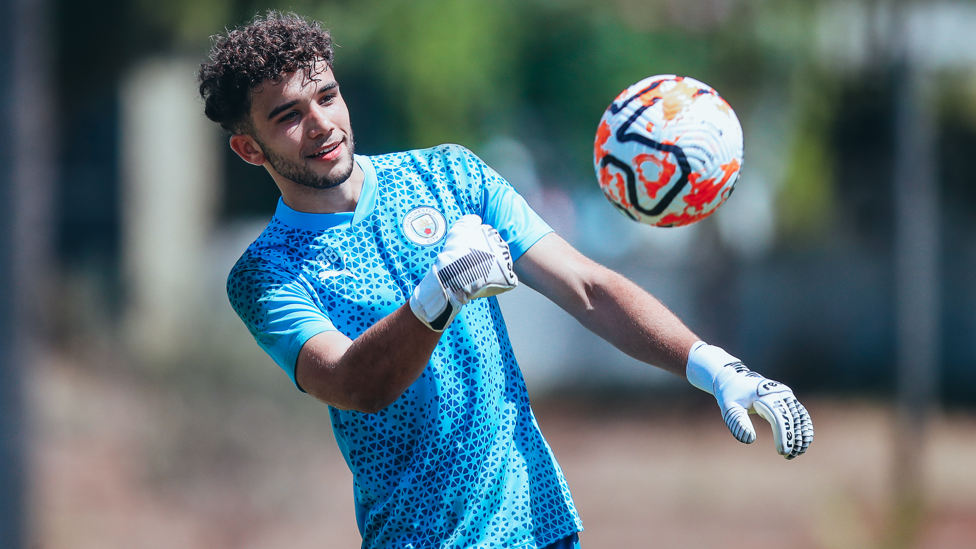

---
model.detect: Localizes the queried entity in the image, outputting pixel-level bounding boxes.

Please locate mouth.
[307,141,342,161]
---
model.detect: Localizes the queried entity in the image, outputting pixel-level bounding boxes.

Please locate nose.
[306,103,335,139]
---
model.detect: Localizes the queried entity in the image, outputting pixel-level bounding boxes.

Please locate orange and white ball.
[594,75,743,227]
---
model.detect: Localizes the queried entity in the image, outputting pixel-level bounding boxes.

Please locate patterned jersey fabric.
[227,145,583,548]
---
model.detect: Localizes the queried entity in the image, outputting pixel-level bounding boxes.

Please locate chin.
[327,157,356,185]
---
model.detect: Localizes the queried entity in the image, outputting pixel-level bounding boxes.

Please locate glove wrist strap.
[410,268,454,332]
[686,341,741,395]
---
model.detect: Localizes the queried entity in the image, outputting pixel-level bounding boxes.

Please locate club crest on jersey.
[402,206,447,246]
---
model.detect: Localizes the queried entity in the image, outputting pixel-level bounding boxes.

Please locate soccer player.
[198,11,813,549]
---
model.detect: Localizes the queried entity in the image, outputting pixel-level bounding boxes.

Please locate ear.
[229,134,266,166]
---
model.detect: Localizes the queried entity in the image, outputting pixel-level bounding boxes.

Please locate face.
[237,64,356,190]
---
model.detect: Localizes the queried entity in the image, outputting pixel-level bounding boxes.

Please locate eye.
[275,110,301,124]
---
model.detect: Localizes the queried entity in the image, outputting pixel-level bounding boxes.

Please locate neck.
[276,161,365,214]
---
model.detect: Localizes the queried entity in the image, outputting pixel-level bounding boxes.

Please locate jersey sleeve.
[227,260,337,390]
[452,145,554,261]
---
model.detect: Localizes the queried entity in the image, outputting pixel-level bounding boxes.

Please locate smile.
[308,141,342,161]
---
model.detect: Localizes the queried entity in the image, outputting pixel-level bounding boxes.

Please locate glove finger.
[722,404,756,444]
[754,398,793,456]
[464,226,517,300]
[795,400,814,457]
[482,226,517,284]
[785,398,803,459]
[442,215,482,248]
[457,214,483,229]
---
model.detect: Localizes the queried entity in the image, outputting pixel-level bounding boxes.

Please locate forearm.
[298,215,517,413]
[566,267,699,377]
[516,234,698,377]
[296,304,441,413]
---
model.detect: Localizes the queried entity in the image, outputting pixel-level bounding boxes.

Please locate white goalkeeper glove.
[409,214,518,332]
[686,341,814,459]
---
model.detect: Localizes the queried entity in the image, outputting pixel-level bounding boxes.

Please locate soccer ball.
[593,75,743,227]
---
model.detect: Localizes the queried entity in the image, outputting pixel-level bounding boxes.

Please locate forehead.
[249,64,335,115]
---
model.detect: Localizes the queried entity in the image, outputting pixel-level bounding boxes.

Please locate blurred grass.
[27,354,976,549]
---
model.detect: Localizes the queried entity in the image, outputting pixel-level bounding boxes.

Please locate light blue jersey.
[228,145,583,548]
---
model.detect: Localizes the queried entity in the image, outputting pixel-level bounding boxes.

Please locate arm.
[296,305,440,413]
[516,232,813,458]
[514,232,699,377]
[297,215,517,413]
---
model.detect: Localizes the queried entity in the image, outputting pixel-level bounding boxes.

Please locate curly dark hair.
[198,11,335,134]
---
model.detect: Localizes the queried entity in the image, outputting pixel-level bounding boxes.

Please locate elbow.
[573,273,608,317]
[309,382,400,414]
[297,356,399,413]
[357,379,411,412]
[344,374,406,413]
[357,402,391,414]
[568,261,618,313]
[349,391,397,414]
[568,268,620,325]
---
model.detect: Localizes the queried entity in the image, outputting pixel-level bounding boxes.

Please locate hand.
[686,342,814,459]
[409,215,518,331]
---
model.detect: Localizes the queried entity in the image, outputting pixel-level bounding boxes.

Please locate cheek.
[279,124,305,144]
[336,99,353,129]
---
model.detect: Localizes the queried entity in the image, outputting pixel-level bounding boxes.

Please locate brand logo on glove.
[773,399,794,449]
[403,206,447,246]
[757,380,785,396]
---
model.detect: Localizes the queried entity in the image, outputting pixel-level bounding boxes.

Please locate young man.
[199,11,812,549]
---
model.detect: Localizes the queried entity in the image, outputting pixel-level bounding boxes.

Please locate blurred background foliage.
[9,0,974,547]
[56,0,855,236]
[50,0,976,405]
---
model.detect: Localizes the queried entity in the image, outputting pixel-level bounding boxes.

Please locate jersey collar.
[273,155,378,231]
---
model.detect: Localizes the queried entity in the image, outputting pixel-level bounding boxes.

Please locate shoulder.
[227,221,307,296]
[228,248,294,287]
[226,238,315,332]
[367,145,497,214]
[368,144,480,174]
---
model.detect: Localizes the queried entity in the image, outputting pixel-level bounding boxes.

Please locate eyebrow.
[266,82,339,121]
